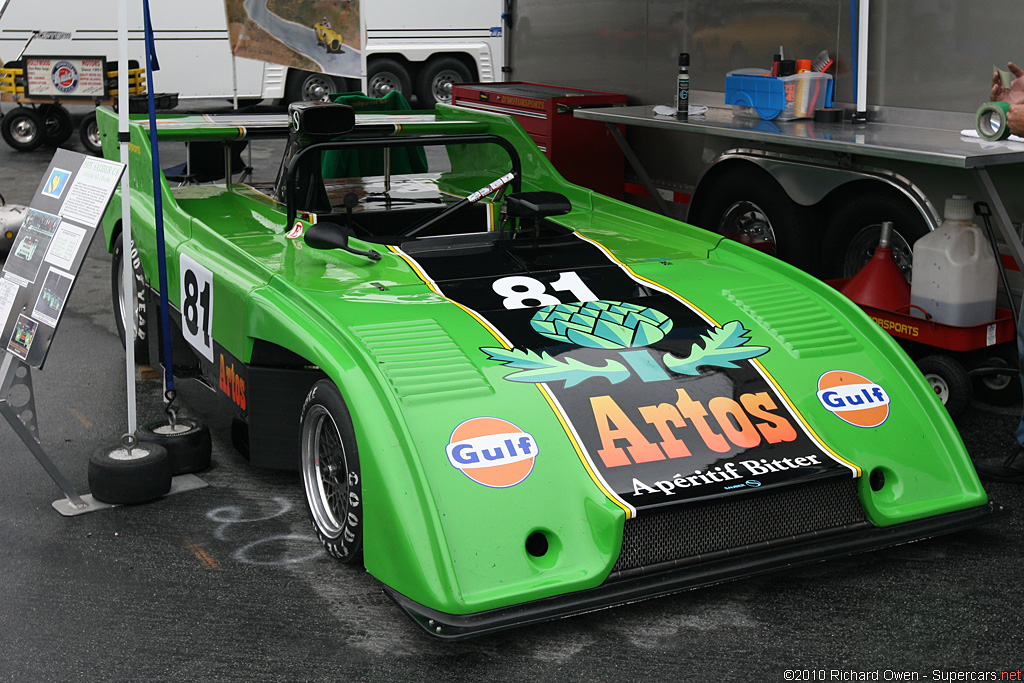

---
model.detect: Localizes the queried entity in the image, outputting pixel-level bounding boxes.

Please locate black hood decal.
[395,231,857,516]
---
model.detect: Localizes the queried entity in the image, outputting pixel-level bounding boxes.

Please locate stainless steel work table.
[574,103,1024,270]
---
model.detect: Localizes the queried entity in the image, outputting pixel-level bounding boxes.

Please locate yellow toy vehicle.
[314,22,344,53]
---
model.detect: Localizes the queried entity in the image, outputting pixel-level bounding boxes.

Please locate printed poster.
[222,0,361,79]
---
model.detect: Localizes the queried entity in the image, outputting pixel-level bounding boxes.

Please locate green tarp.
[320,91,429,178]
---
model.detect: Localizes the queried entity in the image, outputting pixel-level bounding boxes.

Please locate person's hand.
[1008,104,1024,137]
[991,62,1024,105]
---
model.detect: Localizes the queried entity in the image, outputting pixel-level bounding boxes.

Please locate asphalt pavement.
[0,103,1021,683]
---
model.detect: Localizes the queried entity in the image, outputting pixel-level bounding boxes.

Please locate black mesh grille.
[612,476,866,575]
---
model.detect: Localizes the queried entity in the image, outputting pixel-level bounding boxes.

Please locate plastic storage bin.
[725,69,833,121]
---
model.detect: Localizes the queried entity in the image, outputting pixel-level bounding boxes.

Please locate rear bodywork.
[97,103,1000,639]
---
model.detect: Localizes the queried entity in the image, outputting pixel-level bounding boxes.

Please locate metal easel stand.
[0,353,207,517]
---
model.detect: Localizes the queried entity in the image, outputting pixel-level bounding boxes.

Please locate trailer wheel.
[690,166,812,269]
[285,71,341,103]
[821,193,928,280]
[367,58,412,101]
[111,232,150,365]
[79,112,102,155]
[300,380,362,563]
[417,57,472,108]
[1,107,44,152]
[39,104,73,146]
[916,354,971,418]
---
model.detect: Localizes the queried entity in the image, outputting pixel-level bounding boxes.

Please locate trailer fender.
[689,152,942,277]
[691,150,939,226]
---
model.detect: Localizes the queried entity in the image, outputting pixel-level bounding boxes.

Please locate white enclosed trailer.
[0,0,507,148]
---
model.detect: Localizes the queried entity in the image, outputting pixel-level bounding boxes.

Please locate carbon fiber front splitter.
[383,502,1006,640]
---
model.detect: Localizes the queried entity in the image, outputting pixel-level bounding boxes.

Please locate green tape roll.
[977,100,1012,141]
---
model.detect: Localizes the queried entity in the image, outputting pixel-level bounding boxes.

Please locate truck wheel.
[1,107,44,152]
[916,354,971,418]
[367,58,412,101]
[79,112,102,155]
[111,232,150,365]
[821,194,928,280]
[300,380,362,563]
[39,104,73,146]
[690,166,812,269]
[416,57,472,108]
[285,71,341,103]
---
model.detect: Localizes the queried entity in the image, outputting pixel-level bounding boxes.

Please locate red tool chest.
[452,81,626,199]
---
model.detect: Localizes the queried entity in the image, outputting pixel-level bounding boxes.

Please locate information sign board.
[0,149,124,368]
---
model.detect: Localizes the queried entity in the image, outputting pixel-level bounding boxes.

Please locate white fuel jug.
[910,195,997,327]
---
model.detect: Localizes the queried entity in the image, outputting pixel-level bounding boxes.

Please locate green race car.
[98,102,1001,639]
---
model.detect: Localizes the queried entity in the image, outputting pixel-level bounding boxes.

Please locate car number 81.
[180,253,214,362]
[492,271,598,309]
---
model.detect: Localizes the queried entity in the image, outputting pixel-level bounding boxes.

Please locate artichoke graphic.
[530,300,673,349]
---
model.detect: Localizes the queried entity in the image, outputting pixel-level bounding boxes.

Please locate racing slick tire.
[111,233,150,366]
[39,104,74,146]
[300,380,363,563]
[136,417,212,475]
[689,165,813,270]
[821,192,929,280]
[916,354,972,418]
[285,71,342,103]
[79,112,102,155]
[88,441,172,505]
[416,57,472,108]
[1,107,44,152]
[367,57,412,102]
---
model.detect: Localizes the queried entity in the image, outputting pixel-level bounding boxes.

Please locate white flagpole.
[118,0,137,435]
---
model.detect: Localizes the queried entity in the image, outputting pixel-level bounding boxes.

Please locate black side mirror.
[304,223,381,262]
[304,222,352,250]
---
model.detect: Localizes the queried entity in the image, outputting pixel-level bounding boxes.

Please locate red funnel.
[840,221,911,313]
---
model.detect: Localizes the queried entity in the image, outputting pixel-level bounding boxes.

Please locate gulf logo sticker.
[816,370,890,428]
[446,417,538,488]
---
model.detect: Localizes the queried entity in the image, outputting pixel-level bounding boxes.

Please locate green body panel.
[96,104,987,617]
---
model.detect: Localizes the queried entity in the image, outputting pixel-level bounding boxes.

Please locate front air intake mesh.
[611,476,866,577]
